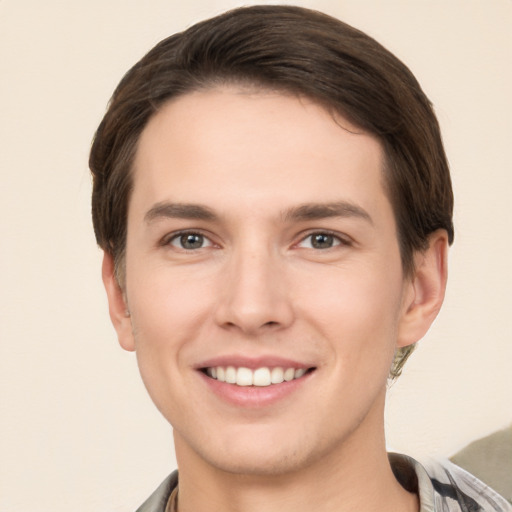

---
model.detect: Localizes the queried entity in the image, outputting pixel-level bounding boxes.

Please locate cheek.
[128,260,213,324]
[125,269,216,418]
[297,262,404,365]
[125,265,216,369]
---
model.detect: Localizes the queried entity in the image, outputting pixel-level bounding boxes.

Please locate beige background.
[1,1,511,510]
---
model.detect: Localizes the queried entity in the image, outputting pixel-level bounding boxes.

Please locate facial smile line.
[203,366,313,387]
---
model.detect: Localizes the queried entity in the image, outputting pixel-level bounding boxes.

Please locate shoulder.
[135,471,178,512]
[390,453,512,511]
[422,458,511,511]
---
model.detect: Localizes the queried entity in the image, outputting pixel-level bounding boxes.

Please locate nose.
[214,245,294,335]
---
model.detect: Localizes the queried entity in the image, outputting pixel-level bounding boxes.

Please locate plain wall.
[1,1,511,510]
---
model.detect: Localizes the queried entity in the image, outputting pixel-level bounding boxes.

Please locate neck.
[173,393,418,512]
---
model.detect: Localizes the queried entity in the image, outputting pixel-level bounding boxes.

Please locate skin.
[103,87,448,512]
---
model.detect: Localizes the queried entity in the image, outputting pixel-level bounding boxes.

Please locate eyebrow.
[144,200,373,225]
[283,201,373,224]
[144,202,217,223]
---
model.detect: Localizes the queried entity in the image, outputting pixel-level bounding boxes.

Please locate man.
[89,5,511,511]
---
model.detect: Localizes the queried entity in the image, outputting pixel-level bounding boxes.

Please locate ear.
[397,230,449,348]
[101,252,136,352]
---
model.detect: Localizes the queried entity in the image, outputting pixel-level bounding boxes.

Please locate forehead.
[130,87,390,222]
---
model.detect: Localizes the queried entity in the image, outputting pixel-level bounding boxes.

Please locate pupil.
[181,234,203,249]
[312,233,333,249]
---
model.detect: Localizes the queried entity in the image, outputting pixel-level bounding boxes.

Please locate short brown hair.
[90,5,454,378]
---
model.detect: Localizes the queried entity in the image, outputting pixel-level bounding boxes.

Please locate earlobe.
[101,252,136,352]
[397,230,449,348]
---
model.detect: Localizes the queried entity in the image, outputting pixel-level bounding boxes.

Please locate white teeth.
[283,368,295,381]
[236,367,253,386]
[205,365,309,386]
[294,368,306,379]
[253,367,271,386]
[271,367,284,384]
[225,366,237,384]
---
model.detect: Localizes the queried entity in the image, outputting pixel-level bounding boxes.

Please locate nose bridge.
[216,238,293,333]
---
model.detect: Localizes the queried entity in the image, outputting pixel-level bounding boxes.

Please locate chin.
[175,422,335,479]
[206,446,313,478]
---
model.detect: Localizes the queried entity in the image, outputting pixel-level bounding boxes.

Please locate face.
[107,87,427,477]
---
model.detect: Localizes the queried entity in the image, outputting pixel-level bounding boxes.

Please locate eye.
[168,232,213,250]
[298,232,344,250]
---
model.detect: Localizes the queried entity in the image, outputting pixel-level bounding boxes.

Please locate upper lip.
[195,355,314,370]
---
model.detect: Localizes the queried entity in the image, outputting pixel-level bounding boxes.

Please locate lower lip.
[199,370,313,408]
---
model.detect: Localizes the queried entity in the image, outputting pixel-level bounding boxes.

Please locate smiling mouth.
[201,366,315,387]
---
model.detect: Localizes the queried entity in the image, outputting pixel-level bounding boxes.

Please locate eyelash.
[161,230,214,251]
[161,229,351,252]
[296,230,351,250]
